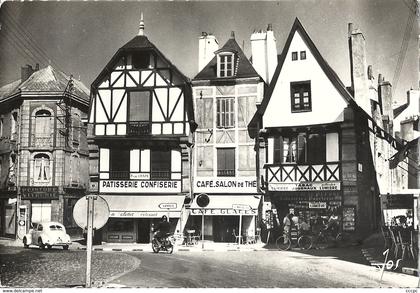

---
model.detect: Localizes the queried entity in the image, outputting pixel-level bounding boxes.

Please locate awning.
[189,195,261,216]
[101,195,185,218]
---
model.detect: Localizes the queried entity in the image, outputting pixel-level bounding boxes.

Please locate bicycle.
[275,231,312,251]
[310,226,345,249]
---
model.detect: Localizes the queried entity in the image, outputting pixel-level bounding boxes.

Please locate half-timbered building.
[189,31,266,243]
[248,18,404,240]
[88,18,196,243]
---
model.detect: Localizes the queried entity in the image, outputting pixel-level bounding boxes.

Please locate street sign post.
[232,204,252,245]
[73,195,109,288]
[196,194,210,249]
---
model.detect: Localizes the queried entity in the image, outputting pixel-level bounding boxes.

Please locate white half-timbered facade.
[248,18,403,240]
[88,19,196,243]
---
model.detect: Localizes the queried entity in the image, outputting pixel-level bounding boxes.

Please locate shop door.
[4,203,16,235]
[31,202,51,223]
[137,219,151,243]
[213,216,239,242]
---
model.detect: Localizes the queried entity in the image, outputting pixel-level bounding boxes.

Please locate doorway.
[137,219,151,243]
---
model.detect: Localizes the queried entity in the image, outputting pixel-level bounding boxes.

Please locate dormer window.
[217,52,235,78]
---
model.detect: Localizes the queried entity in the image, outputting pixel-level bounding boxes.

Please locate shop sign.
[195,177,257,193]
[159,203,177,209]
[100,180,181,193]
[268,181,340,192]
[308,202,327,209]
[130,173,150,180]
[109,211,180,218]
[21,186,59,199]
[232,204,251,211]
[189,208,257,216]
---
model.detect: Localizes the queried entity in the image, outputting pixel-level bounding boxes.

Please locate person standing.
[283,214,292,244]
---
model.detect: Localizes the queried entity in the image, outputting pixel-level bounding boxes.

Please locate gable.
[263,30,349,128]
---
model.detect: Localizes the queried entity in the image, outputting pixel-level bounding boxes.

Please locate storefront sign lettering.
[130,173,150,180]
[100,180,180,193]
[109,211,180,218]
[159,203,177,209]
[21,186,59,199]
[195,177,257,193]
[189,208,257,216]
[268,181,340,192]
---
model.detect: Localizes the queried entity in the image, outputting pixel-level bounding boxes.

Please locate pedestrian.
[283,214,292,244]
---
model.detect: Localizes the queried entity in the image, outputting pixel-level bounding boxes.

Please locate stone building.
[0,64,90,238]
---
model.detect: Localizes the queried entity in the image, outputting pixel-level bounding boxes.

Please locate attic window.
[300,51,306,60]
[132,52,150,69]
[290,81,311,112]
[292,52,298,61]
[217,53,235,78]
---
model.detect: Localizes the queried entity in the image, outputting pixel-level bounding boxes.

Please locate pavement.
[2,232,418,279]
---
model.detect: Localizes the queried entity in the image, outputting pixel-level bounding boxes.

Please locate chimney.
[378,78,393,133]
[21,64,34,82]
[251,24,278,85]
[348,23,371,116]
[35,63,39,71]
[198,32,219,73]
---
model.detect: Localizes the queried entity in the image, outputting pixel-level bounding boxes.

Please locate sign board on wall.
[21,186,59,199]
[109,211,181,218]
[194,177,257,193]
[99,180,181,193]
[189,208,257,216]
[308,202,327,209]
[268,181,340,192]
[342,206,356,231]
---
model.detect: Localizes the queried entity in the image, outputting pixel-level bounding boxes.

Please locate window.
[0,118,3,137]
[273,132,327,164]
[110,149,130,179]
[11,112,17,140]
[70,155,80,183]
[292,52,298,61]
[34,110,52,146]
[34,154,51,184]
[217,148,235,177]
[132,52,150,69]
[291,81,311,112]
[300,51,306,60]
[218,53,234,77]
[216,98,235,128]
[72,113,81,144]
[151,150,171,180]
[129,91,150,121]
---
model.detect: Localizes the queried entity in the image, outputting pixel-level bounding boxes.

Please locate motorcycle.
[152,232,174,254]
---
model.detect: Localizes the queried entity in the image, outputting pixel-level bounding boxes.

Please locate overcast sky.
[0,0,418,105]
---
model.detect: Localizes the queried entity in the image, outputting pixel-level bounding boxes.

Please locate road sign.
[73,195,110,230]
[159,203,177,209]
[232,204,251,211]
[196,193,210,208]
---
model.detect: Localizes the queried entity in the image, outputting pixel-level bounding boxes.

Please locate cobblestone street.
[0,246,140,288]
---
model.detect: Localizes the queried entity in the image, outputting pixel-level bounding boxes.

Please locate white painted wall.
[198,34,219,73]
[263,31,348,128]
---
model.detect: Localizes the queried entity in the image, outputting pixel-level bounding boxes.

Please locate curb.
[75,245,268,252]
[402,267,419,276]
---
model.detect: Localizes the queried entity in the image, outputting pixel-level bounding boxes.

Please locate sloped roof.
[0,66,90,104]
[393,103,409,118]
[248,17,357,138]
[0,79,21,101]
[194,37,261,80]
[92,35,190,88]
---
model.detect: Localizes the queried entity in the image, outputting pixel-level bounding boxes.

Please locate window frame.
[291,51,298,61]
[217,52,235,78]
[300,51,307,60]
[290,81,312,113]
[33,153,51,184]
[216,97,235,128]
[150,149,171,180]
[216,148,235,177]
[127,90,152,122]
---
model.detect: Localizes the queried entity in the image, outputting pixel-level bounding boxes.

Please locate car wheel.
[23,237,29,248]
[38,238,45,250]
[63,245,69,250]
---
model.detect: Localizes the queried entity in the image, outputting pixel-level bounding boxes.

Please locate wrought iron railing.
[217,169,235,177]
[109,171,130,180]
[150,171,171,180]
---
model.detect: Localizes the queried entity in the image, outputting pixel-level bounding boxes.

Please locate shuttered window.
[216,98,235,128]
[217,148,235,177]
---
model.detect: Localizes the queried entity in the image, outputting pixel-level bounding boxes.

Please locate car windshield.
[49,225,63,231]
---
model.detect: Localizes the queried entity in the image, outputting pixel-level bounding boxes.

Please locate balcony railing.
[127,121,151,136]
[217,169,235,177]
[109,171,130,180]
[150,171,171,180]
[32,135,53,147]
[265,162,340,183]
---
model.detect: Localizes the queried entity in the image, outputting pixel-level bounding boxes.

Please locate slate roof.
[0,65,90,104]
[194,36,261,80]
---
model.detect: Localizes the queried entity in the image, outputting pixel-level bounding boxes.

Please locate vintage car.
[23,222,71,250]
